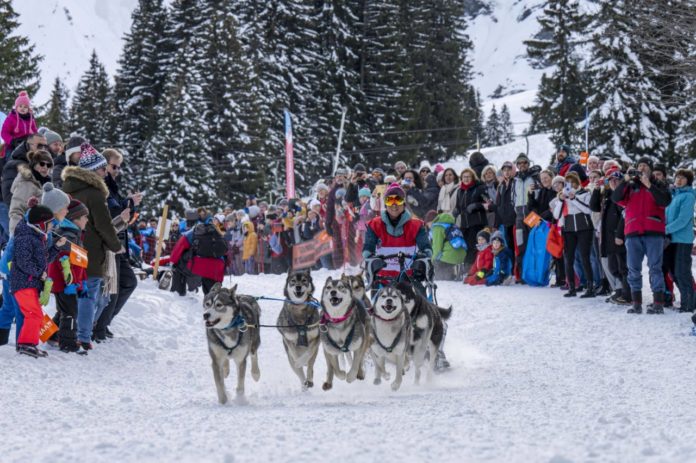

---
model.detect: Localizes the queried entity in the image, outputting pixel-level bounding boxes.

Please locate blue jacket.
[486,247,513,286]
[665,186,695,244]
[10,219,60,294]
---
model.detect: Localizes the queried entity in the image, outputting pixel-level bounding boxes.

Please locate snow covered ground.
[1,269,695,463]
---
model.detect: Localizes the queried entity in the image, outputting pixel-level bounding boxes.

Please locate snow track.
[1,270,694,463]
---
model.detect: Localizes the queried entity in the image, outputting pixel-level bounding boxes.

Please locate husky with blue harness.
[203,283,261,404]
[277,269,322,391]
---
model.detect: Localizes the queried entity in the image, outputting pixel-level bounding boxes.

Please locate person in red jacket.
[612,157,671,314]
[464,229,494,285]
[48,199,89,353]
[168,220,230,295]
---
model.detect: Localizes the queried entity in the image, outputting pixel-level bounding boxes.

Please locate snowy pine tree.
[499,104,515,144]
[0,0,42,111]
[113,0,168,189]
[41,77,70,137]
[586,0,668,161]
[70,51,115,146]
[484,104,503,147]
[524,0,588,146]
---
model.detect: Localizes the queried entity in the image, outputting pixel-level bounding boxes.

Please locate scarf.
[103,250,119,296]
[460,181,475,191]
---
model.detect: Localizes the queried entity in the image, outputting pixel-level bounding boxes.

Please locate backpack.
[191,223,228,259]
[445,225,466,250]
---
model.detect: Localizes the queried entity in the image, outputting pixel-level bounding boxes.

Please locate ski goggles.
[384,195,405,207]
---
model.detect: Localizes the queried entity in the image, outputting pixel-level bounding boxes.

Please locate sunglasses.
[384,195,405,206]
[38,161,53,168]
[37,144,49,150]
[110,164,122,170]
[420,169,431,174]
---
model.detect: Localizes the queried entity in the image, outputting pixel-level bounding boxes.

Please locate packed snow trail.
[1,270,695,463]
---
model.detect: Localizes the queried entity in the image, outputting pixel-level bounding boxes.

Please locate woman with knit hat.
[52,136,85,188]
[1,91,38,156]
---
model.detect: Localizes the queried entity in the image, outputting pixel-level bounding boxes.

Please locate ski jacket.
[665,186,695,244]
[430,213,466,265]
[552,189,593,232]
[1,110,37,157]
[453,181,487,229]
[10,218,60,294]
[465,245,493,285]
[47,219,87,293]
[612,178,671,237]
[9,164,47,235]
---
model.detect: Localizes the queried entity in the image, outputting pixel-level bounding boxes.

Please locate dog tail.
[438,305,452,320]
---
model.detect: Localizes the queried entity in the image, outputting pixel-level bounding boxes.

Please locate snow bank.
[1,268,695,462]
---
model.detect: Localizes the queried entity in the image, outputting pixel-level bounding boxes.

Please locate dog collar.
[321,306,354,325]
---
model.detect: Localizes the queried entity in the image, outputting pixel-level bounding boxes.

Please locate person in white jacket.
[553,171,596,298]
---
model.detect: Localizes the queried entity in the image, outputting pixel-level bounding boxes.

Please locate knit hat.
[358,187,371,198]
[476,229,491,243]
[587,155,600,165]
[214,213,226,223]
[14,91,31,109]
[28,150,53,168]
[308,199,321,209]
[224,213,236,223]
[248,205,260,219]
[394,161,407,171]
[43,129,62,146]
[604,165,622,179]
[184,209,198,221]
[371,167,385,176]
[515,153,530,165]
[423,210,437,224]
[316,182,329,193]
[653,163,667,177]
[66,199,89,221]
[28,204,54,227]
[385,182,405,200]
[552,175,565,187]
[384,175,397,184]
[335,167,348,177]
[65,136,86,157]
[353,163,366,173]
[434,164,445,174]
[78,143,107,171]
[41,183,71,214]
[335,188,346,199]
[490,230,505,245]
[501,161,514,170]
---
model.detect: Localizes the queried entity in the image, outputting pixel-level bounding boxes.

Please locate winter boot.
[647,292,664,314]
[17,344,48,358]
[77,341,93,355]
[580,287,596,298]
[0,328,10,346]
[597,280,612,297]
[563,287,577,297]
[58,316,79,353]
[105,327,114,339]
[627,292,642,314]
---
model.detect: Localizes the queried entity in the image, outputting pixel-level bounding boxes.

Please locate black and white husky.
[277,269,321,390]
[394,281,452,381]
[204,284,261,404]
[341,271,371,310]
[319,277,370,391]
[369,286,412,391]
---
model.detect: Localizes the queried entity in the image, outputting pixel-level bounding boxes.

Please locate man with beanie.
[42,129,64,159]
[47,199,90,353]
[53,136,85,188]
[612,157,671,314]
[61,143,122,350]
[554,145,577,177]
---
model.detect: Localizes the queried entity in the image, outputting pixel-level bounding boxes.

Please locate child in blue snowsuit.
[486,230,514,286]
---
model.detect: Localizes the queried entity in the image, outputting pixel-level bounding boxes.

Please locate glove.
[64,283,79,295]
[476,271,485,280]
[466,203,478,214]
[78,287,89,299]
[60,256,73,285]
[40,278,53,306]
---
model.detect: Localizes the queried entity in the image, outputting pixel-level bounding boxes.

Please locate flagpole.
[332,107,347,176]
[284,109,296,199]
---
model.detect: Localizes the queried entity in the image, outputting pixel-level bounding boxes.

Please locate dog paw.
[373,378,381,386]
[322,382,333,391]
[391,381,402,391]
[303,380,314,389]
[335,370,346,381]
[383,372,391,381]
[234,394,249,406]
[357,371,365,381]
[251,370,261,382]
[218,395,228,405]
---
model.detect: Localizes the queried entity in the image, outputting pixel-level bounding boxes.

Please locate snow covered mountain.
[14,0,590,137]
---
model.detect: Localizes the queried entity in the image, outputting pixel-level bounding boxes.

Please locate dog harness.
[211,314,247,355]
[370,310,404,353]
[321,305,357,353]
[285,306,320,347]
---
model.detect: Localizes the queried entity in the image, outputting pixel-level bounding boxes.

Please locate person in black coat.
[1,132,46,207]
[406,170,439,218]
[468,151,490,179]
[453,168,487,267]
[590,166,631,304]
[488,161,516,251]
[527,169,556,222]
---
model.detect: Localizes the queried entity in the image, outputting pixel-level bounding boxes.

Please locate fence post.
[152,204,169,281]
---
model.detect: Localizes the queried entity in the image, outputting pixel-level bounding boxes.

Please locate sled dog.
[342,271,371,309]
[319,277,370,391]
[277,269,321,390]
[395,281,452,382]
[369,286,411,391]
[204,283,261,404]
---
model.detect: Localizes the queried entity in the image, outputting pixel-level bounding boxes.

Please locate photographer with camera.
[403,168,439,219]
[553,172,595,298]
[612,157,671,314]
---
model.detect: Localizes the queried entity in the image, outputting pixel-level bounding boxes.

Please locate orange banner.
[69,243,88,268]
[39,313,58,343]
[523,211,542,228]
[292,231,334,269]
